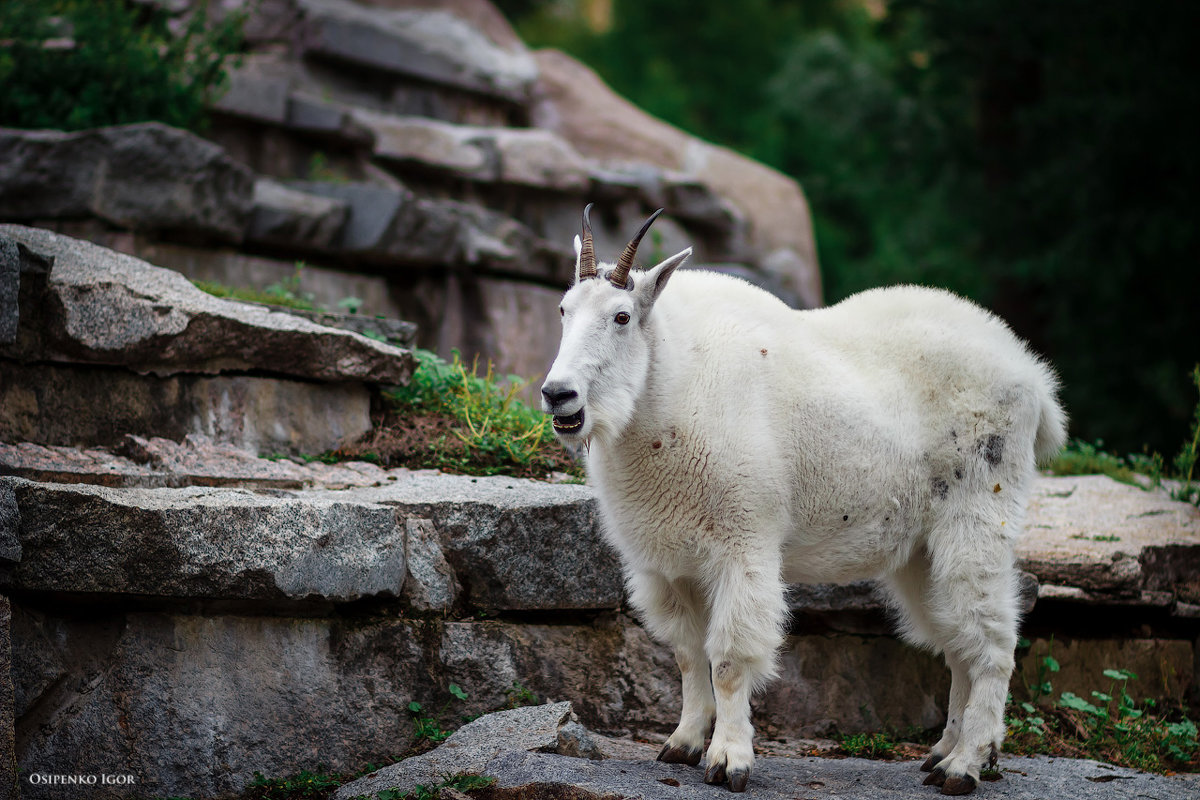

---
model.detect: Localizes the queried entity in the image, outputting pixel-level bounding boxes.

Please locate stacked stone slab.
[0,0,821,388]
[0,224,414,456]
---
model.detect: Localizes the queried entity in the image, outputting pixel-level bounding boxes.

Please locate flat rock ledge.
[0,224,414,384]
[336,702,1197,800]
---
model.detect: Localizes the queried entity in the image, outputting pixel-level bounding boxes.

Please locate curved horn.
[611,208,664,289]
[578,203,597,280]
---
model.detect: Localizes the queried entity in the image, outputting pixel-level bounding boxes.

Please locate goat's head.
[541,204,692,444]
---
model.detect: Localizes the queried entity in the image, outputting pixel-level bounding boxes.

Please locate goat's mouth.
[552,409,585,434]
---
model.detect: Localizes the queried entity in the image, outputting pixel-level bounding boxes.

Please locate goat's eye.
[615,312,630,325]
[559,307,564,317]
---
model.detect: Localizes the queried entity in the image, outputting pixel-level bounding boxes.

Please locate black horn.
[611,208,664,289]
[579,203,597,280]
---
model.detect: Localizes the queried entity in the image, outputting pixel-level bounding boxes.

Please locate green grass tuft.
[345,349,578,480]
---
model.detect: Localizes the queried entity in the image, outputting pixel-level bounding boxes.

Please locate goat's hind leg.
[923,515,1020,796]
[881,555,971,774]
[627,572,714,766]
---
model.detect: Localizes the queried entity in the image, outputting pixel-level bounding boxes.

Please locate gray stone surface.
[247,177,349,250]
[0,236,16,345]
[10,610,672,799]
[0,482,18,565]
[338,702,1199,800]
[403,518,460,612]
[288,181,564,274]
[1018,475,1200,598]
[0,596,13,800]
[344,473,620,611]
[0,224,414,384]
[338,701,574,799]
[2,468,613,610]
[4,477,405,603]
[0,361,374,455]
[13,609,424,800]
[0,437,407,491]
[297,0,538,104]
[0,123,254,242]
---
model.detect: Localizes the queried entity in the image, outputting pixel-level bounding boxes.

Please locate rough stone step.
[1,470,615,612]
[0,362,376,455]
[1021,475,1200,601]
[335,702,1199,800]
[3,445,1198,614]
[0,437,406,490]
[0,224,414,384]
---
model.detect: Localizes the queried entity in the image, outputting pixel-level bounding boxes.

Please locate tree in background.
[503,0,1198,455]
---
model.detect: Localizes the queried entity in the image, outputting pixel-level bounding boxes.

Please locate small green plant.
[362,349,578,480]
[407,683,470,745]
[505,681,539,709]
[1070,533,1121,543]
[307,151,352,183]
[1006,663,1200,773]
[193,265,317,313]
[245,768,342,800]
[1049,439,1140,485]
[338,296,365,315]
[1048,365,1200,508]
[1170,364,1200,505]
[837,731,896,759]
[367,774,497,800]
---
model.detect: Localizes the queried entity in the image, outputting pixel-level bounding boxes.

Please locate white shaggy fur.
[541,231,1066,794]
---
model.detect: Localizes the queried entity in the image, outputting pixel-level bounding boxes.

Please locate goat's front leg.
[703,554,787,792]
[627,572,714,766]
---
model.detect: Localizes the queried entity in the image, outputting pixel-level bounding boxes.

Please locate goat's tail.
[1034,367,1068,466]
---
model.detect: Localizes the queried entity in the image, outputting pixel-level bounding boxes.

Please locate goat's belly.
[781,529,911,584]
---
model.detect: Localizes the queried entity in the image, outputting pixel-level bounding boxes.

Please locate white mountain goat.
[541,206,1067,795]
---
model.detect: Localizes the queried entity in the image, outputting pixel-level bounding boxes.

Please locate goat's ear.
[640,248,691,305]
[572,235,584,285]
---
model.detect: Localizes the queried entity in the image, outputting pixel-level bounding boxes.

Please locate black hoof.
[727,768,749,793]
[921,754,942,773]
[923,766,947,787]
[704,760,727,786]
[942,775,978,796]
[658,743,703,766]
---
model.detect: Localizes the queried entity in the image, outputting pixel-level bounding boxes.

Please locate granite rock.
[4,477,405,603]
[0,224,414,384]
[0,123,254,242]
[0,361,374,455]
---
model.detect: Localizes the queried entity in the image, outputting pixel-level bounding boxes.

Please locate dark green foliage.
[0,0,243,131]
[502,0,1198,455]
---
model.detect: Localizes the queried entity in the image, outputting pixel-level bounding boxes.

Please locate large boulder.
[0,224,414,384]
[531,49,822,309]
[0,123,255,242]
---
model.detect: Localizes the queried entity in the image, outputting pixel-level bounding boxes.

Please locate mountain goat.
[541,206,1066,795]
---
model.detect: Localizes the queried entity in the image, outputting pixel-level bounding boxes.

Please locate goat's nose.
[541,384,578,407]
